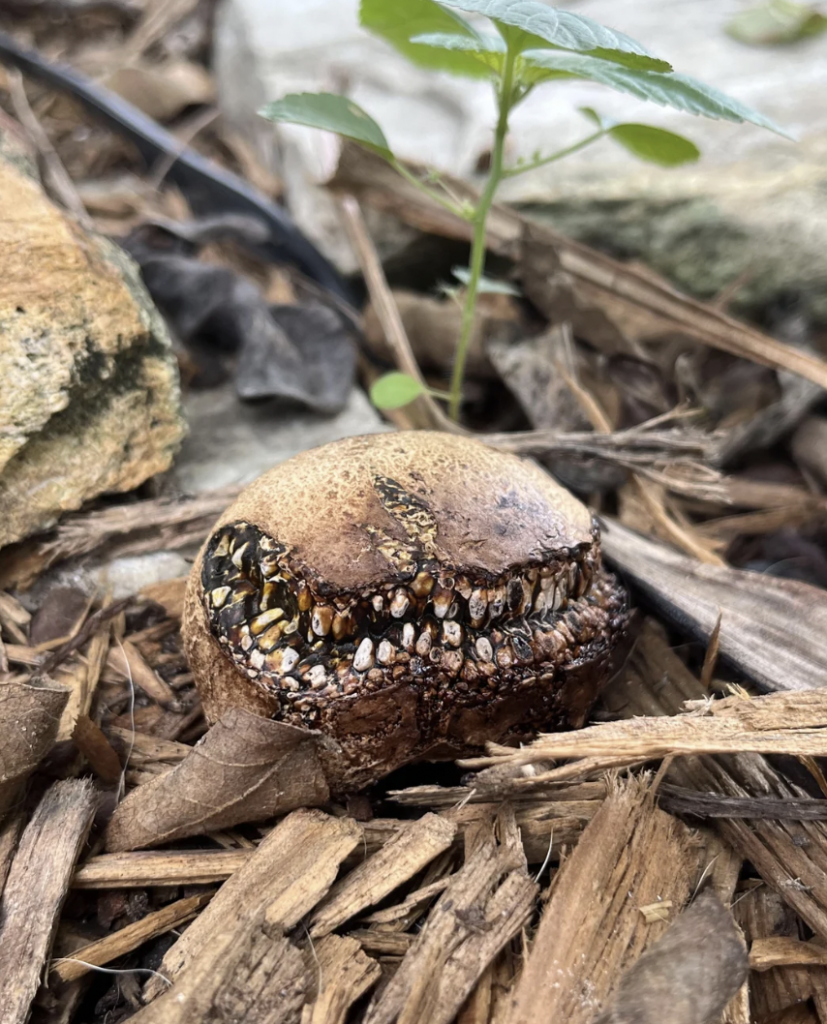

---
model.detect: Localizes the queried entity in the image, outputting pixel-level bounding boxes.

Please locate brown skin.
[183,432,628,791]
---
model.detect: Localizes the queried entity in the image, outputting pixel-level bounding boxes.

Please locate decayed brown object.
[183,431,627,789]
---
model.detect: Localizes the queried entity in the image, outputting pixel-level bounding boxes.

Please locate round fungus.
[182,431,628,790]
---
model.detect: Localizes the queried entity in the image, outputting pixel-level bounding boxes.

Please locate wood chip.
[750,937,827,972]
[310,813,456,938]
[73,849,249,889]
[107,640,178,708]
[144,808,361,1001]
[52,892,214,983]
[302,934,381,1024]
[128,913,309,1024]
[365,808,537,1024]
[507,776,697,1024]
[600,516,827,694]
[0,780,97,1024]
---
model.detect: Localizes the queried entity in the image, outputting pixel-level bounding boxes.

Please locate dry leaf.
[593,890,748,1024]
[0,677,70,821]
[104,708,331,851]
[105,61,214,122]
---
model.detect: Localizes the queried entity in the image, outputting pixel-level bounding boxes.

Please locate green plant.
[261,0,787,423]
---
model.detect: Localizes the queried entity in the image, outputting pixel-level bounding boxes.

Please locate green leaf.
[359,0,492,77]
[452,266,520,294]
[439,0,672,71]
[524,53,791,136]
[607,124,700,166]
[411,31,506,74]
[370,372,426,409]
[260,93,393,158]
[726,0,827,46]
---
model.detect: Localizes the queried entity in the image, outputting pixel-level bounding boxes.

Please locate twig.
[337,194,460,433]
[7,68,93,229]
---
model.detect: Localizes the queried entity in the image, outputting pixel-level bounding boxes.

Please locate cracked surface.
[184,431,628,790]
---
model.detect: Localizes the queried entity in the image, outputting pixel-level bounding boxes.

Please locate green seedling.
[261,0,788,422]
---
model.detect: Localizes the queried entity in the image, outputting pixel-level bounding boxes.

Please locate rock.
[0,134,184,548]
[214,0,827,324]
[171,380,390,494]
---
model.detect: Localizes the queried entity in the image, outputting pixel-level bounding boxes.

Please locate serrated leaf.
[260,93,393,158]
[524,52,790,136]
[452,266,521,294]
[440,0,672,71]
[411,30,506,73]
[359,0,492,77]
[607,124,700,166]
[370,372,426,409]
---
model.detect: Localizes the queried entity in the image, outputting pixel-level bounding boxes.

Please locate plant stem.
[501,128,607,178]
[448,45,517,422]
[392,160,470,219]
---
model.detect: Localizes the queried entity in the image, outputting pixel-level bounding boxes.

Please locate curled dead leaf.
[104,708,331,852]
[0,677,70,822]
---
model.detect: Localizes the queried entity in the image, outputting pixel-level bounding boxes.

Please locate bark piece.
[129,913,310,1024]
[365,811,537,1024]
[0,135,183,548]
[104,708,331,851]
[0,779,97,1024]
[507,776,697,1024]
[302,934,381,1024]
[144,808,361,1001]
[310,813,456,938]
[107,640,177,708]
[468,689,827,770]
[52,892,213,983]
[0,677,70,820]
[600,517,827,694]
[592,890,747,1024]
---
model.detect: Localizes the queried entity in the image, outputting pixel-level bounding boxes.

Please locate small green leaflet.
[524,53,790,136]
[370,372,426,409]
[359,0,492,78]
[726,0,827,45]
[580,110,700,166]
[411,31,505,75]
[452,266,520,294]
[439,0,672,71]
[260,93,393,159]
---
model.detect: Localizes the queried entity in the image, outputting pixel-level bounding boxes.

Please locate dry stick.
[556,356,724,565]
[337,194,460,433]
[0,780,98,1024]
[7,68,93,229]
[52,892,213,983]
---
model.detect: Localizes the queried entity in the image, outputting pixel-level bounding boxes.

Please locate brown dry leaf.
[600,517,827,693]
[593,890,748,1024]
[0,676,70,820]
[104,708,331,851]
[104,61,215,123]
